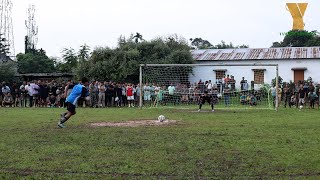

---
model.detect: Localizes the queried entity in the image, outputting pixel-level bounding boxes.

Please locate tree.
[0,61,16,82]
[17,50,55,74]
[190,38,249,49]
[75,35,194,83]
[211,41,249,49]
[190,38,212,49]
[78,44,90,62]
[57,48,78,73]
[133,32,143,43]
[272,30,320,47]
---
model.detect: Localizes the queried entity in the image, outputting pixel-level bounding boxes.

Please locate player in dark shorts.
[58,77,90,128]
[198,91,216,112]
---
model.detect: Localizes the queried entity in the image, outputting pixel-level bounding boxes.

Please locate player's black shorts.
[66,102,76,115]
[200,99,212,105]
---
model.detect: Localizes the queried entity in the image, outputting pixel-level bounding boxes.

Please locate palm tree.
[133,32,143,43]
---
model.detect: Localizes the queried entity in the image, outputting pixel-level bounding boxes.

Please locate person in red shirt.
[126,84,135,107]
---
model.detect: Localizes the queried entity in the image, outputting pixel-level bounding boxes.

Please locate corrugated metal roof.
[191,47,320,61]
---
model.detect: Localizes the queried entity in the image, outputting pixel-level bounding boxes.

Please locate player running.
[198,90,217,112]
[58,77,90,128]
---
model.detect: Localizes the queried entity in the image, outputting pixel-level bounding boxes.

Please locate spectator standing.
[105,82,114,107]
[51,83,58,97]
[126,84,134,107]
[143,83,151,106]
[243,80,249,92]
[223,84,231,107]
[206,80,213,92]
[114,83,122,107]
[121,83,127,107]
[283,83,292,108]
[240,77,246,91]
[20,81,28,107]
[168,84,176,104]
[224,75,230,84]
[309,92,318,109]
[135,84,141,107]
[28,80,40,107]
[270,85,276,107]
[229,76,236,91]
[89,81,98,108]
[38,81,49,107]
[98,82,106,108]
[298,85,306,106]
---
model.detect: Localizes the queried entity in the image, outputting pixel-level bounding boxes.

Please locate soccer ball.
[158,115,166,122]
[299,105,303,109]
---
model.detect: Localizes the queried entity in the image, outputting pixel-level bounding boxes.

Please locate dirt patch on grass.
[90,120,178,127]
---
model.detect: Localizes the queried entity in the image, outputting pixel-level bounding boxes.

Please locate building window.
[253,69,265,84]
[214,70,226,80]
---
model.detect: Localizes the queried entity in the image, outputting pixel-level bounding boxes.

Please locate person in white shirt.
[28,80,40,107]
[168,84,176,104]
[19,81,28,107]
[1,83,10,95]
[207,80,213,92]
[143,83,151,106]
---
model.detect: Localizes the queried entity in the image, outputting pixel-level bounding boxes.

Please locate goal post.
[139,63,279,111]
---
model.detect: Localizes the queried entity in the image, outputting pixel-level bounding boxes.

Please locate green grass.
[1,107,320,179]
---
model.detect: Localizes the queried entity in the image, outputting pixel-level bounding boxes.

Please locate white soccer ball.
[158,115,166,122]
[299,105,303,109]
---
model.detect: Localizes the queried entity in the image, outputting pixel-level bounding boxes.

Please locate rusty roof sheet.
[191,47,320,61]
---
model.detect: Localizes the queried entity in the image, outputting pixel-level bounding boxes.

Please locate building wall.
[189,59,320,89]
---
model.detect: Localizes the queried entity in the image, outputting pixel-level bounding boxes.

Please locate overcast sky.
[11,0,320,57]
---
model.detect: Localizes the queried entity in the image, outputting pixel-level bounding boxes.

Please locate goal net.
[139,64,279,110]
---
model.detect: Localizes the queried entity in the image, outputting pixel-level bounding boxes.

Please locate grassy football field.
[1,107,320,179]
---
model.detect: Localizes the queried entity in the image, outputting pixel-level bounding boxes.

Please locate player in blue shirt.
[58,77,89,128]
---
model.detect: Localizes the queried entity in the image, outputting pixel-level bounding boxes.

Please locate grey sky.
[12,0,320,57]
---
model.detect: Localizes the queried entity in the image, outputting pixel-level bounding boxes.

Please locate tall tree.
[17,50,55,74]
[211,41,249,49]
[75,35,194,83]
[190,38,249,49]
[0,61,16,82]
[57,48,78,73]
[78,44,90,62]
[190,38,212,49]
[272,30,320,47]
[17,49,55,73]
[133,32,143,43]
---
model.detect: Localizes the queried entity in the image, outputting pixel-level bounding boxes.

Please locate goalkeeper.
[198,91,216,112]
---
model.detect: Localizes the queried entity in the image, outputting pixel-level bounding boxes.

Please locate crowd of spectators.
[0,76,319,109]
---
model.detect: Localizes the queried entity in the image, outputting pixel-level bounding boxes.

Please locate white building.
[190,47,320,88]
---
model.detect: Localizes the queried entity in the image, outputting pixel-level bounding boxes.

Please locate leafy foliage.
[190,38,249,49]
[56,48,78,73]
[0,61,16,82]
[271,76,283,87]
[272,30,320,47]
[76,35,194,83]
[17,49,55,74]
[190,38,212,49]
